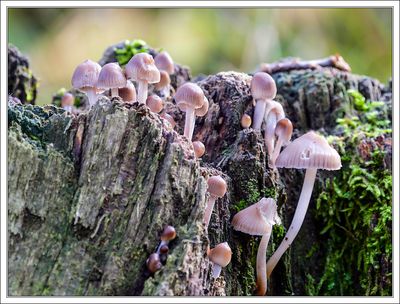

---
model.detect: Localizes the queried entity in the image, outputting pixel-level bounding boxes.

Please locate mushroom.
[160,112,176,129]
[266,131,341,278]
[250,72,277,130]
[71,59,101,107]
[232,197,280,295]
[97,62,127,97]
[156,225,176,254]
[154,70,172,98]
[146,95,164,113]
[192,141,205,158]
[61,93,74,112]
[175,83,206,141]
[125,53,160,104]
[270,118,293,166]
[154,51,175,75]
[203,175,227,229]
[208,242,232,278]
[241,113,252,129]
[263,101,285,164]
[159,245,169,254]
[118,81,136,103]
[146,253,162,273]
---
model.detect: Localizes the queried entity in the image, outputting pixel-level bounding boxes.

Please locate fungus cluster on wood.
[147,225,177,274]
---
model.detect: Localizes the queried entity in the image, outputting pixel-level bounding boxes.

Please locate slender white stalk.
[111,88,118,97]
[270,136,284,167]
[137,81,148,104]
[184,107,195,140]
[256,231,272,296]
[212,264,222,278]
[266,168,317,277]
[252,99,267,130]
[63,105,73,113]
[161,86,170,98]
[203,196,216,228]
[189,116,196,142]
[156,240,167,254]
[264,113,277,160]
[86,88,97,107]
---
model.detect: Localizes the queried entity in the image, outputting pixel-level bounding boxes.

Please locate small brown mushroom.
[203,175,227,228]
[241,114,252,129]
[146,95,164,113]
[154,70,171,98]
[208,242,232,278]
[61,93,74,112]
[146,253,162,273]
[156,225,176,254]
[192,141,205,158]
[270,118,293,166]
[118,81,136,103]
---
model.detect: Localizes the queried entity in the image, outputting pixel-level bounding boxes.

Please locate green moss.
[114,39,150,66]
[305,90,392,296]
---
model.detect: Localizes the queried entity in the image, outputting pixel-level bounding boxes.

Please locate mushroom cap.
[207,175,227,198]
[125,53,160,84]
[276,131,342,170]
[161,112,176,128]
[61,93,74,107]
[146,253,162,273]
[159,245,169,254]
[154,51,175,74]
[118,81,136,102]
[251,72,277,100]
[97,62,127,90]
[71,59,101,92]
[264,100,285,122]
[241,114,252,128]
[208,242,232,267]
[175,83,205,111]
[275,118,293,143]
[232,198,280,236]
[160,225,176,242]
[155,70,171,90]
[195,97,209,117]
[192,141,205,158]
[146,95,164,113]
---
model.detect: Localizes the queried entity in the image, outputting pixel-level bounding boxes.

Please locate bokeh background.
[8,8,392,105]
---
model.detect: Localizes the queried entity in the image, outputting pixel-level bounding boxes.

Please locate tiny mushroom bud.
[146,95,164,113]
[146,253,162,273]
[159,245,169,254]
[154,51,175,75]
[154,70,171,98]
[251,72,277,130]
[118,81,136,103]
[160,112,176,129]
[175,83,206,141]
[71,59,102,107]
[61,93,74,112]
[232,198,280,295]
[263,100,285,164]
[97,62,127,97]
[156,225,176,254]
[125,53,160,104]
[241,113,252,129]
[192,141,205,158]
[208,242,232,278]
[266,132,341,278]
[203,175,227,229]
[270,118,293,166]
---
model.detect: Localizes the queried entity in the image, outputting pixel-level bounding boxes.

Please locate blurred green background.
[8,8,392,105]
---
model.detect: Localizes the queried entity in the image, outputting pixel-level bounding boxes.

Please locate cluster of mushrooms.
[67,49,342,296]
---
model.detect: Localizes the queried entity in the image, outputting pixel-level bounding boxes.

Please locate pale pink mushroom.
[208,242,232,278]
[203,175,227,229]
[270,118,293,166]
[263,100,285,164]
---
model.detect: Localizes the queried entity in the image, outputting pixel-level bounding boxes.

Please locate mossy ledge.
[8,50,392,295]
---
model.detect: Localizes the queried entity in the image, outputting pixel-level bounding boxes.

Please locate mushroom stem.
[111,88,118,97]
[212,264,222,278]
[256,231,272,296]
[86,88,98,107]
[63,105,73,113]
[252,99,267,130]
[270,135,285,167]
[184,107,196,140]
[137,81,148,104]
[161,86,170,98]
[264,113,277,160]
[266,168,317,277]
[203,196,216,228]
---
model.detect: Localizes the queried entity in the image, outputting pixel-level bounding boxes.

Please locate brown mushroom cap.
[275,118,293,142]
[241,114,252,128]
[125,53,160,84]
[195,97,209,117]
[118,81,136,102]
[251,72,277,100]
[71,59,101,92]
[161,112,176,128]
[146,253,162,273]
[61,93,74,107]
[275,131,342,170]
[207,175,227,198]
[232,198,280,236]
[146,95,164,113]
[175,83,205,111]
[161,225,176,242]
[154,51,175,74]
[208,242,232,267]
[192,141,205,158]
[155,70,171,90]
[159,245,169,254]
[97,62,127,90]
